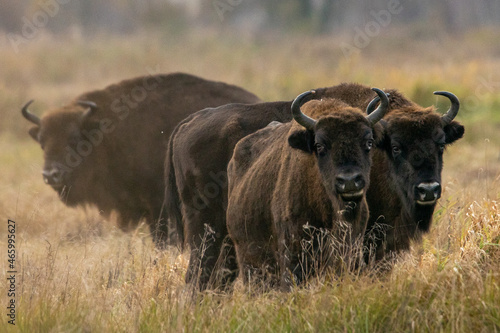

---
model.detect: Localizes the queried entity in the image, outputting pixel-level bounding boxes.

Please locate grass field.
[0,27,499,332]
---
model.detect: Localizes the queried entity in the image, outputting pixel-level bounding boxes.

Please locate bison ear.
[443,121,464,144]
[28,126,40,142]
[288,129,314,153]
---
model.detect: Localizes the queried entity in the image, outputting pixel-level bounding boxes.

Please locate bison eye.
[438,144,445,153]
[315,143,326,156]
[392,145,401,156]
[365,139,374,151]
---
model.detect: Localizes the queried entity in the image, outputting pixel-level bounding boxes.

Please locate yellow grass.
[0,27,499,332]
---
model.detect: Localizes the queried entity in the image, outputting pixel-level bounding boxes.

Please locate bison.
[226,89,389,287]
[300,83,464,262]
[361,89,464,262]
[165,82,464,289]
[165,83,390,289]
[22,72,260,246]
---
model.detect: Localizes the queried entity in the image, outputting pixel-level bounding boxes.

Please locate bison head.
[22,100,103,205]
[287,88,389,206]
[374,92,464,231]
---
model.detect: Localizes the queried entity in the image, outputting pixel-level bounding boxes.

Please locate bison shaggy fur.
[226,95,386,287]
[23,72,260,246]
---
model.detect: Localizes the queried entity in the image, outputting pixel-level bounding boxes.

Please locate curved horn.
[77,100,98,119]
[433,91,459,126]
[367,92,390,115]
[366,88,389,124]
[77,100,98,109]
[291,90,317,130]
[21,100,41,125]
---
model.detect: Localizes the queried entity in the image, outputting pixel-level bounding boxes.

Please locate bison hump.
[232,122,289,172]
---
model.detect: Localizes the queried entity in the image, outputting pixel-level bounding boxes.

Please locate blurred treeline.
[1,0,500,36]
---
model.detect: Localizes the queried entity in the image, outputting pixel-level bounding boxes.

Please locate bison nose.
[42,169,64,186]
[415,182,441,205]
[336,173,365,196]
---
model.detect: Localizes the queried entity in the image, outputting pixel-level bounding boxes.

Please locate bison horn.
[366,92,390,115]
[291,90,317,130]
[433,91,460,126]
[21,100,41,125]
[366,88,389,124]
[77,100,98,119]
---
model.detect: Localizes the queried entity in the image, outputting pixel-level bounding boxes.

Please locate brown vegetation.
[0,27,498,331]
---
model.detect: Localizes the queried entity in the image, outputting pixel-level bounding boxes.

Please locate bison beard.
[22,72,260,246]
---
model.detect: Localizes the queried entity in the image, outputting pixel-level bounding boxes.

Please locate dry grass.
[0,27,499,332]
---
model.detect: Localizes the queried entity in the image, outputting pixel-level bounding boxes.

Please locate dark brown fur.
[315,84,465,262]
[25,72,260,245]
[226,99,382,287]
[165,82,464,289]
[364,106,464,261]
[164,101,294,289]
[164,84,381,289]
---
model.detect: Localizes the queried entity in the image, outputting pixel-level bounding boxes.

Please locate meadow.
[0,27,499,332]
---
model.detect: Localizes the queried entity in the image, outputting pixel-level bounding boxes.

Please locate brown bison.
[361,89,464,262]
[22,72,260,245]
[304,83,464,262]
[165,82,463,289]
[226,89,389,286]
[164,83,388,289]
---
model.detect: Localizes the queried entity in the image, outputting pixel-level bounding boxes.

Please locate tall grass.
[0,27,499,332]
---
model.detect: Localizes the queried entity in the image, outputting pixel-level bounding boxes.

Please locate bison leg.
[208,236,239,289]
[150,217,170,249]
[234,239,278,288]
[279,242,306,289]
[279,226,338,287]
[184,220,238,291]
[184,230,229,290]
[363,216,412,265]
[147,203,171,249]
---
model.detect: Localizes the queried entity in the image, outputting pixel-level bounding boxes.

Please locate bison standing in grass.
[360,89,464,263]
[22,72,260,246]
[306,83,464,262]
[165,83,389,289]
[226,89,389,287]
[165,82,464,289]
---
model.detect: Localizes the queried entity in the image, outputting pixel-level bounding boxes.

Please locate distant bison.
[22,72,260,245]
[165,83,388,289]
[226,89,389,286]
